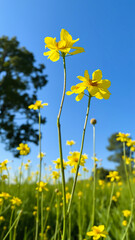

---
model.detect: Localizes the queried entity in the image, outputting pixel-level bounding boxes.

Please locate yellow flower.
[122,156,133,165]
[50,171,60,180]
[126,139,135,148]
[116,191,121,198]
[0,192,11,199]
[46,207,50,211]
[116,132,130,142]
[66,69,111,101]
[37,152,46,159]
[98,180,105,187]
[28,100,48,110]
[44,29,84,62]
[0,198,3,205]
[67,151,88,167]
[122,220,127,226]
[92,157,99,162]
[16,143,30,156]
[122,210,131,218]
[52,158,67,169]
[87,225,108,240]
[112,196,117,202]
[0,216,5,221]
[106,171,120,182]
[10,197,22,206]
[66,192,71,203]
[36,181,48,192]
[66,140,75,146]
[83,167,89,172]
[78,191,83,199]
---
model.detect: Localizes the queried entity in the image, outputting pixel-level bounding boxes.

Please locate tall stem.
[123,142,134,200]
[35,109,42,240]
[67,95,91,215]
[106,182,115,226]
[91,125,96,226]
[57,54,66,240]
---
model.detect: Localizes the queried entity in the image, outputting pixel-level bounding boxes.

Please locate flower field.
[0,29,135,240]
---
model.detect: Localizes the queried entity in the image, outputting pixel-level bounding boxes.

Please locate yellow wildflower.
[16,143,30,155]
[112,196,117,202]
[50,171,60,180]
[122,220,127,226]
[37,152,46,159]
[78,191,83,199]
[67,151,88,167]
[66,69,111,101]
[116,191,121,198]
[87,225,108,239]
[83,167,89,172]
[0,216,5,221]
[66,140,75,146]
[28,100,48,110]
[0,198,3,205]
[10,197,22,206]
[36,181,48,192]
[44,29,84,62]
[66,192,71,203]
[0,192,11,199]
[46,207,50,211]
[106,171,120,182]
[122,210,131,218]
[116,132,130,142]
[52,158,67,169]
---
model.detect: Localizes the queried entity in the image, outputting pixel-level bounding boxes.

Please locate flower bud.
[90,118,97,125]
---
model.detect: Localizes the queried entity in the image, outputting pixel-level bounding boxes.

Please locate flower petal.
[92,69,102,81]
[84,70,90,80]
[69,46,85,55]
[75,92,84,101]
[44,37,57,49]
[66,91,74,95]
[60,29,73,42]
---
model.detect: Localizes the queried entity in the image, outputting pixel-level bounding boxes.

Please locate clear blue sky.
[0,0,135,176]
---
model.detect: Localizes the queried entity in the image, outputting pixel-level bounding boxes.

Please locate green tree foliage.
[106,132,130,175]
[0,36,47,156]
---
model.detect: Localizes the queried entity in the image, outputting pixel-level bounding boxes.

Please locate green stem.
[41,192,44,240]
[43,192,55,232]
[121,199,134,240]
[68,211,71,240]
[39,110,42,182]
[35,109,42,240]
[9,208,14,240]
[91,125,96,227]
[123,142,134,200]
[67,94,91,215]
[57,54,66,240]
[3,210,22,240]
[106,182,115,226]
[13,210,20,240]
[18,157,23,195]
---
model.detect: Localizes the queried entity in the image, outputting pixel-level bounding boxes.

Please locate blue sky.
[0,0,135,176]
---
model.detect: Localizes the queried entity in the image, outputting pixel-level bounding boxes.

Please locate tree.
[0,36,47,157]
[106,132,130,175]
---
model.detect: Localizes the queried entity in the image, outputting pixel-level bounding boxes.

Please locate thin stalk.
[35,109,42,240]
[43,192,55,232]
[123,142,134,200]
[41,192,44,240]
[3,210,22,240]
[57,54,66,240]
[121,199,134,240]
[68,211,71,240]
[91,125,96,227]
[18,157,23,195]
[13,210,21,240]
[106,182,115,226]
[9,208,14,240]
[54,194,60,240]
[67,94,91,215]
[78,199,82,240]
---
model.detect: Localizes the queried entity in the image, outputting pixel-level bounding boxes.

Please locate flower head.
[122,210,131,218]
[66,140,75,146]
[50,171,60,180]
[16,143,30,156]
[10,197,22,206]
[28,100,48,110]
[67,151,88,167]
[44,29,84,62]
[87,225,108,240]
[116,132,130,142]
[52,158,67,169]
[106,171,120,182]
[36,181,48,192]
[66,69,111,101]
